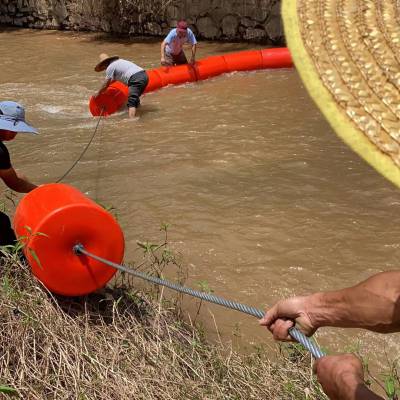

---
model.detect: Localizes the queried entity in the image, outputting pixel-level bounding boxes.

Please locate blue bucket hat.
[0,101,38,134]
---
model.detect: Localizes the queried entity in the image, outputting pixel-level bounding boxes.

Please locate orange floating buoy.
[261,47,293,69]
[89,81,129,116]
[14,184,125,296]
[157,64,197,86]
[89,48,294,117]
[193,55,228,81]
[223,50,264,72]
[144,69,164,93]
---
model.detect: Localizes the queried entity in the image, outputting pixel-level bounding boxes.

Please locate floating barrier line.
[73,243,325,359]
[89,48,293,117]
[56,108,105,183]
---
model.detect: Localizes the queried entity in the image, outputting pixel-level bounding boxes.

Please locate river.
[0,28,399,369]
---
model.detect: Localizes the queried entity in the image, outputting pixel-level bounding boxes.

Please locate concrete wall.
[0,0,284,44]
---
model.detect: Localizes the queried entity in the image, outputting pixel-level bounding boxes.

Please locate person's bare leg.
[128,107,137,118]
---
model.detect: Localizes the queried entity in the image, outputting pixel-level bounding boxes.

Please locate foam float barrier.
[14,183,125,296]
[89,47,293,116]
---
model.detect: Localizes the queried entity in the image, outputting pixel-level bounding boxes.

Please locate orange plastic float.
[261,47,293,69]
[89,81,129,117]
[194,55,228,81]
[89,47,293,116]
[157,64,197,86]
[14,184,125,296]
[223,50,263,72]
[144,69,163,93]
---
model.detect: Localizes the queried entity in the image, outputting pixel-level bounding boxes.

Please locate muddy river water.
[0,28,398,367]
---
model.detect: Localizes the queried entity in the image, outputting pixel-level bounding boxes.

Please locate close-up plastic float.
[89,47,293,116]
[14,184,125,296]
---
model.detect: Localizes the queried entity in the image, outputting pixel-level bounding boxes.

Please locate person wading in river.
[160,20,197,66]
[260,1,400,399]
[94,54,149,119]
[0,101,38,246]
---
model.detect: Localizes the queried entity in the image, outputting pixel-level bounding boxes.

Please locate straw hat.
[282,0,400,188]
[94,53,119,72]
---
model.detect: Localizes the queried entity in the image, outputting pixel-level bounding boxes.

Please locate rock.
[48,17,59,28]
[264,1,284,43]
[221,15,239,38]
[100,20,111,32]
[53,1,68,23]
[144,21,162,35]
[196,15,220,39]
[187,0,212,16]
[240,17,256,28]
[244,27,267,41]
[166,5,179,20]
[0,0,285,44]
[0,15,12,23]
[32,20,45,28]
[188,23,198,36]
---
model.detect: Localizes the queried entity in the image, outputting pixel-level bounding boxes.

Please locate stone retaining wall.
[0,0,284,44]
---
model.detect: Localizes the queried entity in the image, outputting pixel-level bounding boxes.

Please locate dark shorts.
[127,70,149,109]
[0,211,16,247]
[163,51,188,66]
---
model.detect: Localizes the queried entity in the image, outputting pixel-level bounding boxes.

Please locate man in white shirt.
[161,21,197,66]
[94,54,149,118]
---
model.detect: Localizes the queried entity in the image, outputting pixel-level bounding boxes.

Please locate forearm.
[309,271,400,332]
[353,385,383,400]
[333,376,383,400]
[191,44,196,58]
[11,174,37,193]
[97,79,111,96]
[161,42,167,59]
[337,374,383,400]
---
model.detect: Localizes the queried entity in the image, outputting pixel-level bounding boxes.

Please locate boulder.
[196,15,220,39]
[244,27,267,41]
[221,15,239,38]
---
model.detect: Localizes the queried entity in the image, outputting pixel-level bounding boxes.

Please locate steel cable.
[73,243,325,359]
[56,109,105,183]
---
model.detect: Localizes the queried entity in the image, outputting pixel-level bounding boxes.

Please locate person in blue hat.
[0,101,38,246]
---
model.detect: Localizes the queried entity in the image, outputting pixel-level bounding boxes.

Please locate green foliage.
[0,385,18,396]
[380,361,400,400]
[95,201,119,220]
[0,226,49,270]
[137,241,159,254]
[196,280,213,294]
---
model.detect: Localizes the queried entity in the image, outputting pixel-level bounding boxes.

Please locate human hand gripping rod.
[73,243,325,359]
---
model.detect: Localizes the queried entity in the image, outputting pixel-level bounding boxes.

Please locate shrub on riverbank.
[0,248,328,399]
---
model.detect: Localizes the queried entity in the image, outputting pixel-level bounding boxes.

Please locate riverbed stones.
[221,15,239,38]
[196,16,220,39]
[0,0,285,45]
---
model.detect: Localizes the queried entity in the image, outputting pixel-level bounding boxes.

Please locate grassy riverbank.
[0,247,329,399]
